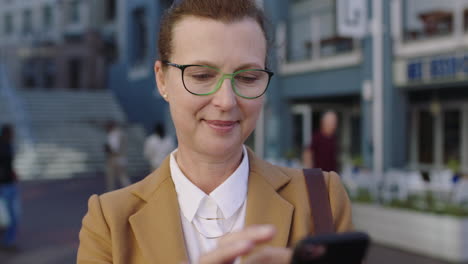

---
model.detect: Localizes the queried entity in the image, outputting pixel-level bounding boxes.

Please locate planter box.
[352,203,468,263]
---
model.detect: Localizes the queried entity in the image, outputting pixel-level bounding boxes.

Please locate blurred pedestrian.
[143,123,175,171]
[104,121,130,191]
[302,111,339,172]
[0,124,20,250]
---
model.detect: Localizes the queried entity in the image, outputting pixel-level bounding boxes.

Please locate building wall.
[0,0,118,90]
[108,0,172,132]
[107,0,468,174]
[281,66,362,98]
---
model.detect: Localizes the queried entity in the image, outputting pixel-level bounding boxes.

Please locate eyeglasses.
[163,61,274,99]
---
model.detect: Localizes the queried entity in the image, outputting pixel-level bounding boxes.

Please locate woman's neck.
[175,145,244,194]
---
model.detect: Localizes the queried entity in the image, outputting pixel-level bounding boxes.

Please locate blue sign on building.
[408,54,468,83]
[407,61,422,81]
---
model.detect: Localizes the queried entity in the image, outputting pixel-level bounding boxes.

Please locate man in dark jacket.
[303,111,339,172]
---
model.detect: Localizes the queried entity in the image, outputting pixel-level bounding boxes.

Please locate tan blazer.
[77,149,353,264]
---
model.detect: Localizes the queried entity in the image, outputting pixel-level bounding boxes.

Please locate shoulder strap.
[303,168,334,235]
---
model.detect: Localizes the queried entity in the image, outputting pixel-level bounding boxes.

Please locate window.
[4,13,13,35]
[132,8,148,65]
[69,0,80,24]
[418,110,434,164]
[403,0,454,41]
[43,5,53,30]
[443,110,461,167]
[292,113,305,155]
[158,0,172,12]
[43,59,56,88]
[412,106,466,171]
[288,0,355,62]
[22,9,32,35]
[22,59,38,89]
[69,58,82,89]
[105,0,116,22]
[350,115,362,158]
[463,0,468,32]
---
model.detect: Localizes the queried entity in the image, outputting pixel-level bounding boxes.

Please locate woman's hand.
[196,225,293,264]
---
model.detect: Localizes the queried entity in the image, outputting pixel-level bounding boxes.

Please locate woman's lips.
[204,120,238,133]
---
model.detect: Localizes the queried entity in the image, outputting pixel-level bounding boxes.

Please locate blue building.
[110,0,468,176]
[109,0,172,133]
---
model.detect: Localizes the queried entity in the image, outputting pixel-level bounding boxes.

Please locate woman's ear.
[155,60,169,101]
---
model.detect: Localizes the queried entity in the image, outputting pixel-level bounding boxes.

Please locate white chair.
[453,179,468,204]
[405,171,427,195]
[429,169,454,193]
[381,169,409,202]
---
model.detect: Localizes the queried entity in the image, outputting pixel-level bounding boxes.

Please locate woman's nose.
[211,76,237,110]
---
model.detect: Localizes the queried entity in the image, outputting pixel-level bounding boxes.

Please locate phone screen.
[291,232,370,264]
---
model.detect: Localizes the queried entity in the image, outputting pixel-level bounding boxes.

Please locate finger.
[244,247,293,264]
[199,240,254,264]
[218,225,276,247]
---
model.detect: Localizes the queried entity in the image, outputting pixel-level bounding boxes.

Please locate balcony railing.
[287,14,357,63]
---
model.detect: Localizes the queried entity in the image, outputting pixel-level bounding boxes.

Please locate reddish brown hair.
[158,0,270,66]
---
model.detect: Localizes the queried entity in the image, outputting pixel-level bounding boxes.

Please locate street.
[0,175,104,264]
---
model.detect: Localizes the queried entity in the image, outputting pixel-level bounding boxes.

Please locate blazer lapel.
[129,158,188,264]
[244,149,294,248]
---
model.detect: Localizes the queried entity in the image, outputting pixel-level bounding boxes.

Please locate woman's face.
[155,16,267,157]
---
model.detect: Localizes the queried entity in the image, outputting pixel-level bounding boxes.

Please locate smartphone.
[291,231,370,264]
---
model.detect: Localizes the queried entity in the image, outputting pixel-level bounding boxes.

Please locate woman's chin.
[198,140,243,157]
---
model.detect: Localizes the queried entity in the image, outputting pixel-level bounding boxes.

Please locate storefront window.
[418,110,434,164]
[403,0,454,41]
[350,115,361,158]
[292,113,304,153]
[443,110,461,169]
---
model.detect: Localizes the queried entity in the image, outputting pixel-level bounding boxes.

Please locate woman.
[77,0,352,263]
[0,124,20,250]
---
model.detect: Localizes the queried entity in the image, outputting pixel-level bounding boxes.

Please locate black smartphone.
[291,232,370,264]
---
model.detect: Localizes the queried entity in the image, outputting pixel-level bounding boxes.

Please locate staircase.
[15,90,150,180]
[1,60,150,180]
[0,63,149,180]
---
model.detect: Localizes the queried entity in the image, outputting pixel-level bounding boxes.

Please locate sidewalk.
[0,174,453,264]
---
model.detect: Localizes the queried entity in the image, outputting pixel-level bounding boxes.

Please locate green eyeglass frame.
[162,61,274,99]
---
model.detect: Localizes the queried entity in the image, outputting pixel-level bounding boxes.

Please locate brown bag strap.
[303,168,334,235]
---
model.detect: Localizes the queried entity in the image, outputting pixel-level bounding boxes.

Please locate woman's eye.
[237,75,258,83]
[191,74,215,80]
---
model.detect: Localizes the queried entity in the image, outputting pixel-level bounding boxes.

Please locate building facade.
[108,0,468,176]
[0,0,119,90]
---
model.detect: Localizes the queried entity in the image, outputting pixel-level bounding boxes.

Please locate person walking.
[0,124,20,250]
[143,123,175,171]
[303,111,339,172]
[104,121,130,191]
